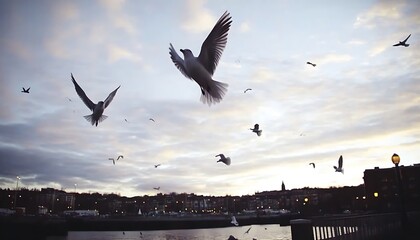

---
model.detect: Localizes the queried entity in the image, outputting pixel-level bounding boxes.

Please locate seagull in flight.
[21,87,30,93]
[244,226,252,234]
[306,61,316,67]
[153,187,160,191]
[117,155,123,160]
[154,164,161,168]
[231,216,239,226]
[149,118,155,122]
[309,162,315,168]
[169,11,232,106]
[71,73,120,126]
[250,124,262,136]
[109,158,116,165]
[244,88,252,93]
[393,34,411,47]
[334,155,344,174]
[216,154,231,165]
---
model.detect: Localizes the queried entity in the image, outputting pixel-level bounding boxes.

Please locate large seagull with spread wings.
[169,11,232,106]
[71,73,120,126]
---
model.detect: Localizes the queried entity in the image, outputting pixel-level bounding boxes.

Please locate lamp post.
[391,153,408,237]
[13,176,20,209]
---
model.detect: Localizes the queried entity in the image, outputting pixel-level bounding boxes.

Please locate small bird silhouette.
[66,97,72,102]
[109,158,115,165]
[309,162,315,168]
[306,61,316,67]
[334,155,344,174]
[231,216,239,226]
[124,118,128,122]
[244,226,252,234]
[154,164,161,168]
[71,73,120,126]
[250,124,262,136]
[153,187,160,191]
[393,34,411,47]
[244,88,252,93]
[21,87,30,93]
[149,118,155,122]
[169,11,232,105]
[216,154,231,165]
[117,155,123,160]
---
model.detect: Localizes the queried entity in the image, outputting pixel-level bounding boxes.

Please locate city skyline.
[1,0,419,197]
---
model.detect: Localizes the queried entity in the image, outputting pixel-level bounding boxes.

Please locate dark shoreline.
[0,214,296,239]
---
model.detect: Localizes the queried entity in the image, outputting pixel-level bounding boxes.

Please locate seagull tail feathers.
[257,130,262,136]
[83,114,108,126]
[225,157,231,165]
[200,80,228,106]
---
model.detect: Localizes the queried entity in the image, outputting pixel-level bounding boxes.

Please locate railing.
[291,213,402,240]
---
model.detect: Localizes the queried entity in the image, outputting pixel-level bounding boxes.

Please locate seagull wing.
[338,155,343,168]
[169,43,191,79]
[71,73,95,111]
[103,85,120,109]
[198,11,232,75]
[393,43,401,47]
[402,34,411,43]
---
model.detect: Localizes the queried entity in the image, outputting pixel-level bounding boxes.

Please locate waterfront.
[46,224,291,240]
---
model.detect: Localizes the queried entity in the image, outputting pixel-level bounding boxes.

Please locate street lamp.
[391,153,407,238]
[14,176,20,209]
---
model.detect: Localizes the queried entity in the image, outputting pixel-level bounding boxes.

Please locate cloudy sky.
[1,0,419,197]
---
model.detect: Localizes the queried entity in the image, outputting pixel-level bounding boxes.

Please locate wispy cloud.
[181,0,216,33]
[353,1,404,29]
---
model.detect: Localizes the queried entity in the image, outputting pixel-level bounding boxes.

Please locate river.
[46,224,291,240]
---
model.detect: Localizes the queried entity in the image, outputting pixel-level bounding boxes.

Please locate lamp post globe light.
[391,153,407,238]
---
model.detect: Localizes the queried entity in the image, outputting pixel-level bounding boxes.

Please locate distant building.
[363,164,420,212]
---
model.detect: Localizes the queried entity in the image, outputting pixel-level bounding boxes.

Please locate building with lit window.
[363,164,420,212]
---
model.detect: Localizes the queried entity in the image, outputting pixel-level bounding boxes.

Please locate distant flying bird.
[231,216,239,226]
[334,155,344,174]
[149,118,155,122]
[244,226,252,234]
[216,154,231,165]
[154,164,161,168]
[109,158,115,165]
[153,187,160,191]
[71,73,120,126]
[21,87,30,93]
[250,124,262,136]
[228,235,238,240]
[306,61,316,67]
[244,88,252,93]
[117,155,123,160]
[66,97,72,102]
[393,34,411,47]
[124,118,128,122]
[169,11,232,106]
[309,162,316,168]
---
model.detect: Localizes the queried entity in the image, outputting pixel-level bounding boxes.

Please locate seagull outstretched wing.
[169,43,190,79]
[338,155,343,169]
[198,11,232,75]
[71,73,95,111]
[103,85,121,109]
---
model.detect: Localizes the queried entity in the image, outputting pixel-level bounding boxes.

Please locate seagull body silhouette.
[306,61,316,67]
[250,124,262,136]
[71,73,120,126]
[154,164,161,168]
[244,88,252,93]
[309,162,315,168]
[21,87,30,93]
[334,155,344,174]
[393,34,411,47]
[231,216,239,226]
[169,11,232,106]
[216,154,231,165]
[153,187,160,191]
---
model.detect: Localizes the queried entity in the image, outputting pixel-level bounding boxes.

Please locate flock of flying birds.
[19,11,411,191]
